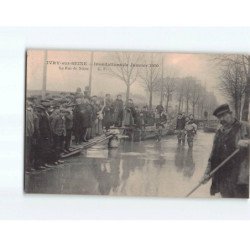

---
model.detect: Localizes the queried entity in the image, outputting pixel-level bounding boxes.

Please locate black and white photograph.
[24,49,250,198]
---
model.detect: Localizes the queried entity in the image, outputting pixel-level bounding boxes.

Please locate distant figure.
[73,97,84,144]
[82,97,92,141]
[202,104,250,198]
[124,99,136,127]
[63,107,73,152]
[185,114,197,148]
[90,95,99,137]
[155,106,167,141]
[51,106,66,163]
[35,105,57,168]
[25,101,35,174]
[103,94,114,130]
[113,95,124,127]
[74,87,84,100]
[176,113,186,145]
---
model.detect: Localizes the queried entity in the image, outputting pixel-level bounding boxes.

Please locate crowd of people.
[25,87,175,174]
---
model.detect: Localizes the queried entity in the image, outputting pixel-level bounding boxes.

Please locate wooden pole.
[42,50,47,100]
[185,148,240,197]
[160,55,164,105]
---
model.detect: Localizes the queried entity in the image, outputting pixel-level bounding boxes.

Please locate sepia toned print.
[25,50,250,198]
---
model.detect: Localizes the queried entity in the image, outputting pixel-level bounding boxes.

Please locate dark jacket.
[37,111,51,139]
[176,117,186,130]
[82,103,92,128]
[65,113,73,130]
[113,99,123,112]
[205,119,250,196]
[26,108,34,137]
[51,114,66,136]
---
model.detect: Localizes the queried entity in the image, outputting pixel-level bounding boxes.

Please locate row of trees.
[105,52,218,119]
[214,54,250,121]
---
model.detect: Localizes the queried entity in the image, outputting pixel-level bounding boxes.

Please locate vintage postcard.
[24,50,250,198]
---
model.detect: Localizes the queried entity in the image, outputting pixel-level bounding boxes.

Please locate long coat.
[205,119,250,197]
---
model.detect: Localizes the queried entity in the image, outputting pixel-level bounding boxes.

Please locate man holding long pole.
[201,104,249,198]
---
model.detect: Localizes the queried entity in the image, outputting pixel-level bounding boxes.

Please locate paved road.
[25,131,215,198]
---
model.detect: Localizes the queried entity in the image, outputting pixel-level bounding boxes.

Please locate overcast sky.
[26,49,225,103]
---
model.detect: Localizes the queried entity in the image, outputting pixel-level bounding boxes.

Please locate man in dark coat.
[155,106,167,141]
[176,113,186,145]
[202,104,250,198]
[50,107,66,163]
[73,97,84,144]
[103,94,114,130]
[63,107,73,152]
[83,97,93,140]
[25,101,35,173]
[113,95,124,127]
[90,96,99,138]
[35,105,56,169]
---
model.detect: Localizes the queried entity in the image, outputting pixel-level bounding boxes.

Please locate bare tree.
[175,78,185,113]
[139,53,161,109]
[212,54,250,121]
[197,85,207,119]
[241,55,250,121]
[155,76,177,112]
[105,52,142,104]
[219,61,246,119]
[190,80,202,116]
[183,76,195,114]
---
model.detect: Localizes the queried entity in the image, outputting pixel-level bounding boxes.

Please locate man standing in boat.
[202,104,250,198]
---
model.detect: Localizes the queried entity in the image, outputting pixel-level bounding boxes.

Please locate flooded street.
[25,131,215,198]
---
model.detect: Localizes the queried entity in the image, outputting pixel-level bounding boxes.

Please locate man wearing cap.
[202,104,250,198]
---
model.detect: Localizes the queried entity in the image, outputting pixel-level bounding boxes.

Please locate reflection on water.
[25,132,213,197]
[175,146,195,178]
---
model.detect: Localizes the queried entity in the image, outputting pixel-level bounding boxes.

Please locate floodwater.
[25,131,215,198]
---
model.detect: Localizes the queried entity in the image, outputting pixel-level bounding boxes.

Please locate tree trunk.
[126,83,130,105]
[178,97,181,112]
[181,99,184,112]
[241,56,250,121]
[192,105,195,116]
[235,98,239,120]
[186,99,189,114]
[166,94,170,112]
[149,90,153,110]
[242,86,250,121]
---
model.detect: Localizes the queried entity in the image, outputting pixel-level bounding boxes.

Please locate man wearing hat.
[202,104,250,198]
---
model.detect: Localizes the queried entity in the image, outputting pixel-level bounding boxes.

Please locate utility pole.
[41,50,48,100]
[88,51,94,96]
[160,55,164,105]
